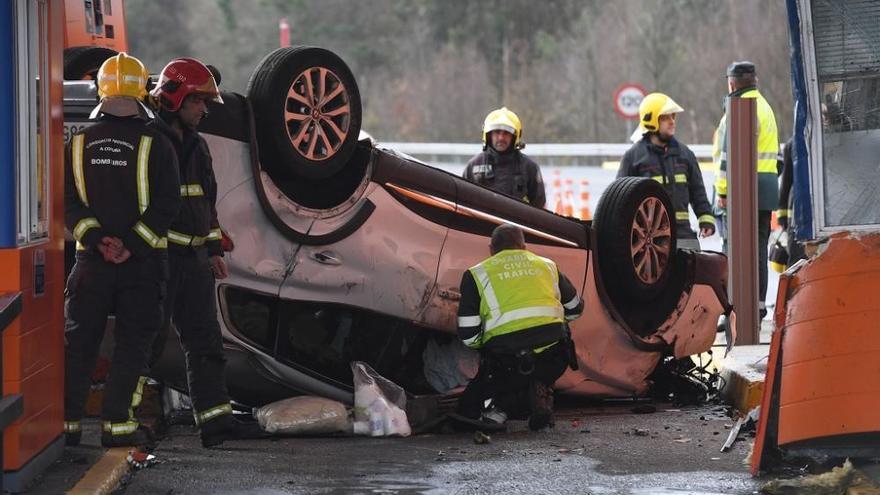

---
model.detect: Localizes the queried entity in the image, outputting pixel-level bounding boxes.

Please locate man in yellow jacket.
[453,224,583,431]
[713,61,779,319]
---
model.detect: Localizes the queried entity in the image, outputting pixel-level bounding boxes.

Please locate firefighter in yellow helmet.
[463,107,546,208]
[617,93,715,251]
[63,53,181,448]
[712,61,779,319]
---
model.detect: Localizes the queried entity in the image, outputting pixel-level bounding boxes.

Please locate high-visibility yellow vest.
[713,88,779,210]
[466,249,564,349]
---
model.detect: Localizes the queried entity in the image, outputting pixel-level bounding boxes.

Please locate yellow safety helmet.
[97,52,149,100]
[637,92,684,133]
[482,107,524,150]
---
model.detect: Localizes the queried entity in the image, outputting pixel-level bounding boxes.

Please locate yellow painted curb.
[718,346,768,415]
[66,448,131,495]
[725,372,764,414]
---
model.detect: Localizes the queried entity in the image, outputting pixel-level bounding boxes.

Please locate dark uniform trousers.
[457,341,569,419]
[161,248,230,418]
[64,253,166,423]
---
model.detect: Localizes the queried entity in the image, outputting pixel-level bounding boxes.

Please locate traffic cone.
[562,179,575,217]
[553,190,565,215]
[551,168,562,190]
[578,180,592,220]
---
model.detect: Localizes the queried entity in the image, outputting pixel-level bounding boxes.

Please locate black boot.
[447,412,507,432]
[200,415,268,448]
[101,425,154,448]
[65,431,82,447]
[528,381,554,431]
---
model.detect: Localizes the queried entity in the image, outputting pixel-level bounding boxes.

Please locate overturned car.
[63,46,734,406]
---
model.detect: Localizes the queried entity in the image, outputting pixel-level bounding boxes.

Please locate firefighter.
[452,224,583,431]
[713,61,779,319]
[150,58,248,447]
[147,57,258,447]
[618,93,715,250]
[64,53,181,448]
[463,107,546,208]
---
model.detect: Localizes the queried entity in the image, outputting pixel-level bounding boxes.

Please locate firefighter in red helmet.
[148,58,257,447]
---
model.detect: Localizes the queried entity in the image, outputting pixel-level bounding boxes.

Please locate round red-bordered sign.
[613,83,647,120]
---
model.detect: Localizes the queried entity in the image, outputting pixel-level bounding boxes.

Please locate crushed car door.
[277,149,457,323]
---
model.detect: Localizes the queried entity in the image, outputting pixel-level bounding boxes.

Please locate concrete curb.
[66,448,131,495]
[719,344,769,414]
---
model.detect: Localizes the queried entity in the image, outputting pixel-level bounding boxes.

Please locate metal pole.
[727,97,759,345]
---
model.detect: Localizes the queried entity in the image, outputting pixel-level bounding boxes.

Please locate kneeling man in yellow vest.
[453,224,584,431]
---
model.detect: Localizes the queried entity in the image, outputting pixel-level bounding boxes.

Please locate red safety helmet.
[150,57,223,112]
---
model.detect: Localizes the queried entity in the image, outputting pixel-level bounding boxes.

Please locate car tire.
[247,46,362,181]
[594,177,677,302]
[63,46,118,80]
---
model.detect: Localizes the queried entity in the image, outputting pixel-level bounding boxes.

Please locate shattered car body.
[63,47,734,406]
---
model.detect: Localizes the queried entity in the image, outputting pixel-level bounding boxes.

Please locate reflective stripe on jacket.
[150,117,224,256]
[65,115,181,258]
[713,87,779,211]
[465,249,564,350]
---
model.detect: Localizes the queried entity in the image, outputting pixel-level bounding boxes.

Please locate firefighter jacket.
[464,148,546,208]
[456,249,583,354]
[65,115,181,258]
[150,117,223,257]
[713,87,779,211]
[618,136,715,240]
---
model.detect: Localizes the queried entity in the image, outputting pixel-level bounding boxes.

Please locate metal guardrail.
[380,142,715,160]
[0,292,25,493]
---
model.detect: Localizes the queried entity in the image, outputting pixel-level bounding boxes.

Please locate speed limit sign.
[613,83,647,120]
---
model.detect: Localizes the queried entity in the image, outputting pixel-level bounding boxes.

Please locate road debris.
[254,396,351,435]
[127,451,158,470]
[473,431,491,444]
[351,362,411,437]
[761,459,880,495]
[721,407,760,453]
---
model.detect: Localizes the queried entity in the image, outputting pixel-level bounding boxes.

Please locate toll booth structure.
[0,1,67,491]
[752,0,880,474]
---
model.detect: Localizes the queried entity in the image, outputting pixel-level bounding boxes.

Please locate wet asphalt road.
[120,403,762,495]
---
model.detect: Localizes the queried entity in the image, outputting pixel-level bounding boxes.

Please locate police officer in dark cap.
[712,60,780,321]
[727,60,756,78]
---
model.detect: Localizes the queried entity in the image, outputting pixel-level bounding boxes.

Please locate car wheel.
[594,177,677,302]
[63,46,117,80]
[247,46,362,180]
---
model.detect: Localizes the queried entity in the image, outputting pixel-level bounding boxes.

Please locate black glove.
[699,222,716,237]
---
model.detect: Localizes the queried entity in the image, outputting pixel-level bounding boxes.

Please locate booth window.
[809,0,880,231]
[14,0,50,244]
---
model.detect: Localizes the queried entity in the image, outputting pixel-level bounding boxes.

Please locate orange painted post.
[727,97,760,345]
